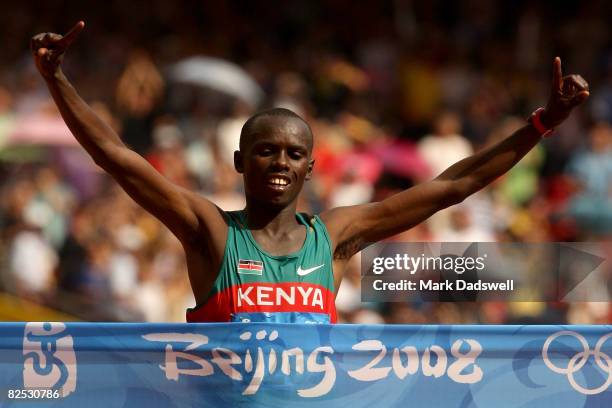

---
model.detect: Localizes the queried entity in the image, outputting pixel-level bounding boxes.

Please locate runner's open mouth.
[267,175,291,187]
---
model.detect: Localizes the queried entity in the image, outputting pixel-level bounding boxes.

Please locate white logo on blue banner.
[22,322,77,397]
[542,330,612,395]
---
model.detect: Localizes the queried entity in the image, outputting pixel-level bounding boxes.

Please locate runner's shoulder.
[180,189,230,246]
[318,203,376,230]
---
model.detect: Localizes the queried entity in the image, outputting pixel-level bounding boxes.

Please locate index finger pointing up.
[57,21,85,49]
[552,56,563,93]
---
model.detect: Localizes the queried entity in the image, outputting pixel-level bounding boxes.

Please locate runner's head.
[235,108,314,208]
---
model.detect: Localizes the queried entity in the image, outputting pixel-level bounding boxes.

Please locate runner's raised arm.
[321,57,589,273]
[30,21,227,249]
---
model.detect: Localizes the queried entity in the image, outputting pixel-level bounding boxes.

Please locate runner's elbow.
[446,179,480,206]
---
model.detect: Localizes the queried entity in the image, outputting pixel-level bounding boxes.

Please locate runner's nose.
[271,150,290,171]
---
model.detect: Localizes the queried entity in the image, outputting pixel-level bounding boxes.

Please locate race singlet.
[186,211,337,324]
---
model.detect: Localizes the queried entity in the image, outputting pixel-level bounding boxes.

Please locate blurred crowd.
[0,0,610,323]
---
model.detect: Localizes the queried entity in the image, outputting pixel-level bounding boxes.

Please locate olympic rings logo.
[542,331,612,395]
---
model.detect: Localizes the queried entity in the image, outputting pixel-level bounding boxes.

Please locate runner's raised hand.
[542,57,590,128]
[31,21,85,80]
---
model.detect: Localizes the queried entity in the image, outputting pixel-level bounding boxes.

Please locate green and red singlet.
[186,211,337,323]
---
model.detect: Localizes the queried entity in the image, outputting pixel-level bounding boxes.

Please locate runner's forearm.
[437,124,542,196]
[45,71,125,167]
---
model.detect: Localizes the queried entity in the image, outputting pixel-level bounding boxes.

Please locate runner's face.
[237,117,313,207]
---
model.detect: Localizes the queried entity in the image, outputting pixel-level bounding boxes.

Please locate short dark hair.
[239,108,313,152]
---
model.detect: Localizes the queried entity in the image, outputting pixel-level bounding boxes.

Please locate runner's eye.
[289,150,304,160]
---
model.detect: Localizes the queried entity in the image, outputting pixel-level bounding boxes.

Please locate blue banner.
[0,323,610,407]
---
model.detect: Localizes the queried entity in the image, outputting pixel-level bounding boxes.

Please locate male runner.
[31,22,589,323]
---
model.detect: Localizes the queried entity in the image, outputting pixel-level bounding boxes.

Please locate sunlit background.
[0,0,610,323]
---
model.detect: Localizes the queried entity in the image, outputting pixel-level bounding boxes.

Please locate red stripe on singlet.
[186,282,337,323]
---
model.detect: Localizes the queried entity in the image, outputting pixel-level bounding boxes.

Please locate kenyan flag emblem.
[237,259,264,275]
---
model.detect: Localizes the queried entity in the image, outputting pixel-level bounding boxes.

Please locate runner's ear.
[305,159,314,180]
[234,151,244,173]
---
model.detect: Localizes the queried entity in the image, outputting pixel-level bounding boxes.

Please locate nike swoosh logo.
[297,264,325,276]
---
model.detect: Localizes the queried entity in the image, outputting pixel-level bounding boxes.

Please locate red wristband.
[529,108,554,137]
